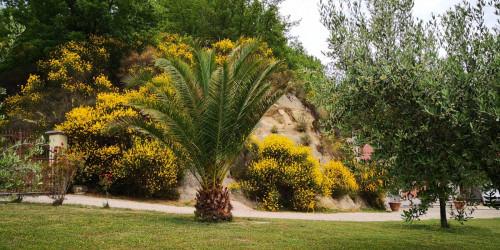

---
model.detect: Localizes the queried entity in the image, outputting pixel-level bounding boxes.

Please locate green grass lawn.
[1,203,499,249]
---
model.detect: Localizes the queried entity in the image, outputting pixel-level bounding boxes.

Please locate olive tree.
[319,0,499,228]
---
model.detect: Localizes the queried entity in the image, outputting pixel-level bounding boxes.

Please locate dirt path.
[16,195,500,222]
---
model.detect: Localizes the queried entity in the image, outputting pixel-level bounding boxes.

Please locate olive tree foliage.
[319,0,499,228]
[0,15,25,63]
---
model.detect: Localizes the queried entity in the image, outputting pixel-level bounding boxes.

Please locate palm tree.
[117,41,289,221]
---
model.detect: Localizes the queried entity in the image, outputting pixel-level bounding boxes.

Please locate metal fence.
[0,130,50,161]
[0,130,50,197]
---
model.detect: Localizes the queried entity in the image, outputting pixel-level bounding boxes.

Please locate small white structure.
[45,130,67,160]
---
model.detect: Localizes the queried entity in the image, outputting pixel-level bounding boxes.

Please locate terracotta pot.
[454,201,466,210]
[389,201,402,212]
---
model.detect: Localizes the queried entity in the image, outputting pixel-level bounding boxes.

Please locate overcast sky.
[279,0,498,65]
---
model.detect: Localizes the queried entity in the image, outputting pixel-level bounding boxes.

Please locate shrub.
[99,173,113,208]
[157,33,194,65]
[351,161,388,209]
[295,116,308,132]
[238,135,324,211]
[55,91,137,182]
[0,137,44,202]
[211,37,273,65]
[293,188,316,211]
[4,36,118,132]
[270,125,279,134]
[262,188,282,212]
[119,137,182,198]
[56,77,183,198]
[300,134,311,146]
[43,144,85,206]
[323,161,358,197]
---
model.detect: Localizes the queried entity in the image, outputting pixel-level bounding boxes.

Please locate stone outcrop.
[252,93,331,163]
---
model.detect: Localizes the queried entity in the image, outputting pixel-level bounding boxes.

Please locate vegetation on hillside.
[0,0,498,229]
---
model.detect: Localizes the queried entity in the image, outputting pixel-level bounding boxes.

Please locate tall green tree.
[115,41,289,221]
[0,0,164,91]
[158,0,311,69]
[319,0,497,228]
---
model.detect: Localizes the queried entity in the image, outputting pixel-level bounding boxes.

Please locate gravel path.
[18,195,500,222]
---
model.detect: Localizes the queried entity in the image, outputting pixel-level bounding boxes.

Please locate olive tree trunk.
[439,197,449,228]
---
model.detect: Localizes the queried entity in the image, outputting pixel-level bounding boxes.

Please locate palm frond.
[119,41,289,190]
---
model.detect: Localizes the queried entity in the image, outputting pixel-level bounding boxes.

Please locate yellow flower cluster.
[56,92,136,135]
[4,37,117,129]
[56,76,180,197]
[61,82,94,96]
[55,91,137,181]
[212,39,235,65]
[262,188,281,212]
[236,135,366,211]
[292,188,316,211]
[94,74,114,91]
[38,40,104,93]
[238,37,273,57]
[239,135,323,212]
[323,160,359,197]
[259,134,312,166]
[20,75,43,93]
[157,33,194,65]
[120,137,181,198]
[354,161,387,194]
[348,160,388,209]
[211,37,274,65]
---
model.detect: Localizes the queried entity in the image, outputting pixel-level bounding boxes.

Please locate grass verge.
[1,202,499,249]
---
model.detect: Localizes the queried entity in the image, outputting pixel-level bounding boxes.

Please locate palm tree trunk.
[194,186,233,222]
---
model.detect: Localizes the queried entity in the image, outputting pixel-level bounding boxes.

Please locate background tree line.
[0,0,322,95]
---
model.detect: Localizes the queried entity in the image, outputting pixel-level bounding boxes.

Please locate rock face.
[177,93,331,202]
[252,93,331,164]
[318,195,370,210]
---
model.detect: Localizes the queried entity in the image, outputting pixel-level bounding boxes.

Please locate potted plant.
[454,194,466,210]
[387,187,402,212]
[388,196,402,212]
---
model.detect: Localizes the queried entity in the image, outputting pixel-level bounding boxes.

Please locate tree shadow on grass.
[399,220,498,236]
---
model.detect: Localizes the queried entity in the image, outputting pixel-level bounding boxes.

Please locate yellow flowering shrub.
[55,76,181,198]
[55,92,137,181]
[212,39,235,65]
[350,160,388,209]
[293,188,317,211]
[119,137,182,199]
[157,33,194,65]
[211,37,273,65]
[323,160,359,197]
[4,36,117,131]
[36,35,113,95]
[262,188,282,212]
[237,135,324,212]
